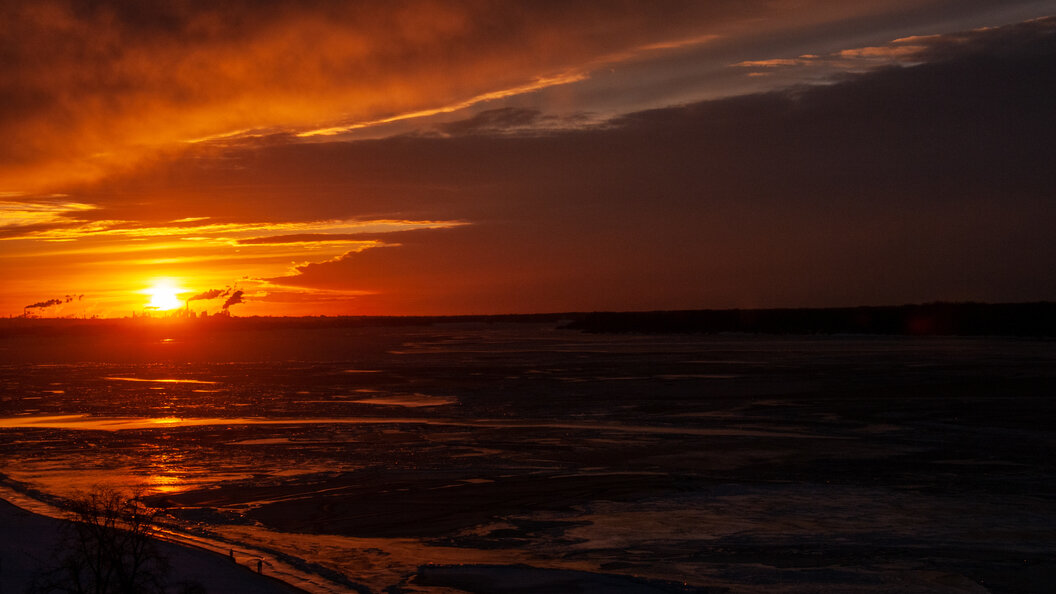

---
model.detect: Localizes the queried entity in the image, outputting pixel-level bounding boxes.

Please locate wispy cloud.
[732,17,1056,78]
[0,200,97,229]
[298,32,724,139]
[296,72,588,138]
[1,214,465,245]
[236,234,393,245]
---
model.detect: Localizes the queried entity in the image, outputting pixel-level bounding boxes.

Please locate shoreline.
[4,301,1056,338]
[0,496,307,594]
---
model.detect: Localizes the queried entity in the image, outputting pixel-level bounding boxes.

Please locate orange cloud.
[1,1,766,192]
[1,214,463,245]
[0,199,97,232]
[2,0,946,193]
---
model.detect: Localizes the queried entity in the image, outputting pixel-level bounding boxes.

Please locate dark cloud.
[903,15,1056,63]
[732,15,1056,86]
[251,17,1056,311]
[438,108,542,136]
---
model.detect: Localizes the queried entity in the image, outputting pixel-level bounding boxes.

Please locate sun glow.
[145,280,185,311]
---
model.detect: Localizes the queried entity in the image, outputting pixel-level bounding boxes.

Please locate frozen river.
[2,321,1055,592]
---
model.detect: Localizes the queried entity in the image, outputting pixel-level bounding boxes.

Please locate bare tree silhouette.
[30,488,170,594]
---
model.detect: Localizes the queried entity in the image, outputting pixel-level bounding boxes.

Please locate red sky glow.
[2,0,1055,317]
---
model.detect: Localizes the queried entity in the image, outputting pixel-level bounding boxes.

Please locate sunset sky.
[2,1,1055,317]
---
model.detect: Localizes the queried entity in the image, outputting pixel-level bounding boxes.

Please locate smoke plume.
[25,298,63,310]
[187,288,230,302]
[222,290,244,310]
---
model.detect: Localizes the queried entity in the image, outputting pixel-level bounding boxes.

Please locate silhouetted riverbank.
[5,301,1056,338]
[565,302,1056,336]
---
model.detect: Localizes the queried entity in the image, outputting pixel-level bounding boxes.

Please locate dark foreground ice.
[1,322,1055,592]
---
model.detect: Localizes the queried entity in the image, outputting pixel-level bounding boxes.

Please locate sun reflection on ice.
[144,448,187,495]
[147,473,184,494]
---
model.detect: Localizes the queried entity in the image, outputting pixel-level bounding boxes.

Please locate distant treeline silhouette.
[563,302,1056,337]
[2,303,1055,337]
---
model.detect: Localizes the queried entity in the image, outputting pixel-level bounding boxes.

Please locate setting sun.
[145,281,185,311]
